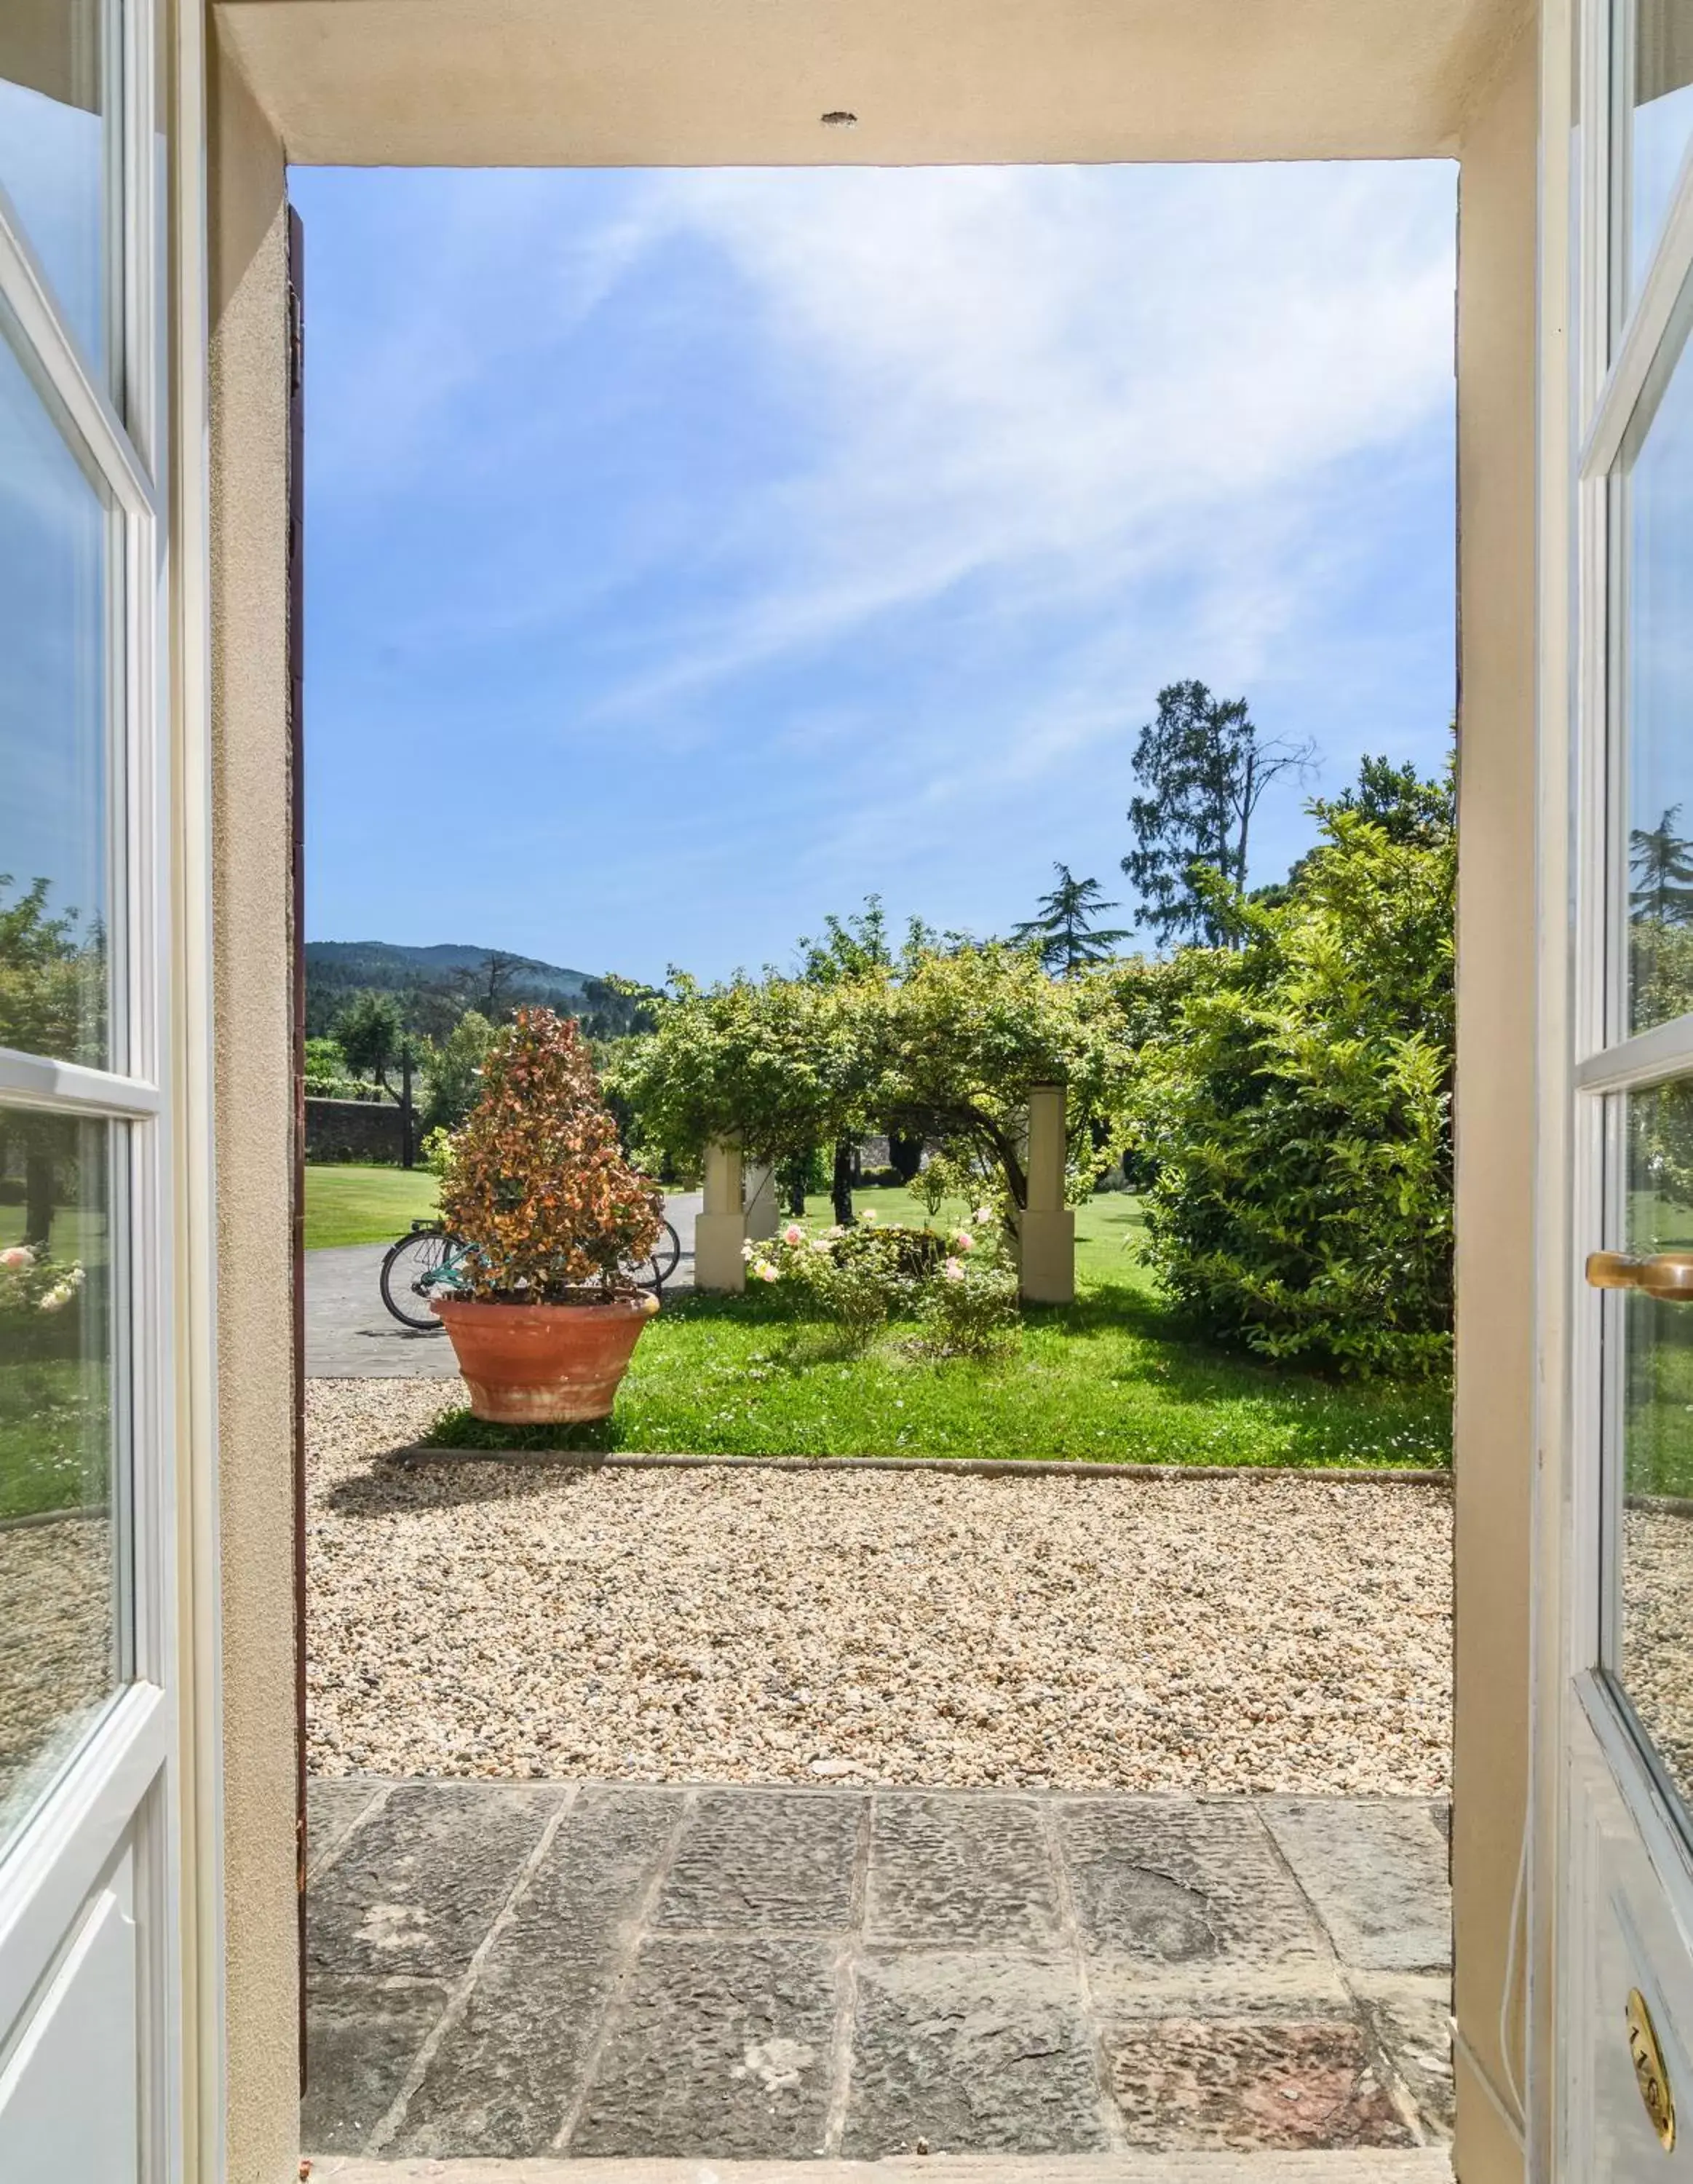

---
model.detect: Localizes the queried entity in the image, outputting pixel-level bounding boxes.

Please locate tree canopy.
[333,990,405,1089]
[1122,680,1314,948]
[1011,863,1133,976]
[1631,806,1693,927]
[609,917,1133,1214]
[0,877,105,1064]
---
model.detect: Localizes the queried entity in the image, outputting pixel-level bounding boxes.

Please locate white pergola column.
[744,1160,779,1241]
[1018,1082,1075,1304]
[694,1138,747,1291]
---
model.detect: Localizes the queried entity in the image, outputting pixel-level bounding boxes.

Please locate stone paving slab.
[308,1782,568,1983]
[841,1950,1113,2157]
[864,1794,1062,1949]
[656,1791,865,1934]
[1256,1803,1451,1977]
[390,1789,683,2161]
[304,1980,454,2153]
[570,1939,841,2160]
[1058,1799,1327,1970]
[1103,2019,1411,2153]
[304,1781,1454,2166]
[1342,1978,1455,2138]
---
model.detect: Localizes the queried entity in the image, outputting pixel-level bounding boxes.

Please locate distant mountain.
[305,940,651,1040]
[307,939,592,999]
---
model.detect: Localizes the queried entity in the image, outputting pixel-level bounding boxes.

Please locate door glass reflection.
[0,1105,123,1854]
[1626,0,1693,310]
[0,324,112,1070]
[0,0,115,387]
[1617,1079,1693,1813]
[1625,324,1693,1035]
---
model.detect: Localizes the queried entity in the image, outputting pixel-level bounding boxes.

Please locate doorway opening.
[290,158,1459,2167]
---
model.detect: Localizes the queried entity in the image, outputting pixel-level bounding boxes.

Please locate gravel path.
[0,1511,114,1829]
[306,1380,1452,1795]
[1622,1506,1693,1806]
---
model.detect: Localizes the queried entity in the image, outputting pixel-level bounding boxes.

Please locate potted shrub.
[432,1007,664,1423]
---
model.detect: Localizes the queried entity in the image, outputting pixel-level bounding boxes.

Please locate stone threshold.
[391,1446,1451,1486]
[308,2153,1456,2183]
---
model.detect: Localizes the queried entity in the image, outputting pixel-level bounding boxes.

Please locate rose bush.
[748,1205,1018,1358]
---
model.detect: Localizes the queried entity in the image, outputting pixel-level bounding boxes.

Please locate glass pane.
[0,323,112,1069]
[0,0,115,385]
[1623,328,1693,1036]
[0,1105,123,1853]
[1625,0,1693,310]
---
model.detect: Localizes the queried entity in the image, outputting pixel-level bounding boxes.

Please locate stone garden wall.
[305,1096,407,1164]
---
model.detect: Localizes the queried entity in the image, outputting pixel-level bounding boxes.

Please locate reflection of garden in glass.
[1625,297,1693,1035]
[1619,1079,1693,1813]
[0,1105,120,1853]
[0,308,114,1072]
[1625,0,1693,312]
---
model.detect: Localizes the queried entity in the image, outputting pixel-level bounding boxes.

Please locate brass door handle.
[1587,1251,1693,1300]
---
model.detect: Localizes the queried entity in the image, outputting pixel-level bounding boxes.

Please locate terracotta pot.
[432,1291,659,1424]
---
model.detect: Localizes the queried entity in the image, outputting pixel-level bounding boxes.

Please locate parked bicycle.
[378,1216,683,1332]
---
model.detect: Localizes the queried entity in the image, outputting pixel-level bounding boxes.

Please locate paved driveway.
[305,1192,703,1379]
[304,1779,1453,2165]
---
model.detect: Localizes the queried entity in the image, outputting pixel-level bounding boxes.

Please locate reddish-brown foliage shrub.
[440,1008,662,1299]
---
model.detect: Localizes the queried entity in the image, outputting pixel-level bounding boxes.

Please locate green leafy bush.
[916,1230,1020,1360]
[1128,775,1454,1380]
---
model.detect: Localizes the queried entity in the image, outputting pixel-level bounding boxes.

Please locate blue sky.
[293,162,1457,986]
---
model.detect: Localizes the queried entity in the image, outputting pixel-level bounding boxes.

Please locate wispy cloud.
[293,161,1456,978]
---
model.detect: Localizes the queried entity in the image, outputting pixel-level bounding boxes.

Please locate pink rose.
[943,1257,966,1281]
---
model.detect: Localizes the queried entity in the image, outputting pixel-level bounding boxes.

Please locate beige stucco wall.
[213,0,1527,166]
[209,27,300,2184]
[1451,17,1541,2184]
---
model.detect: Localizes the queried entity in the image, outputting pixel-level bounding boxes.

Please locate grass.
[0,1360,111,1519]
[424,1184,1451,1471]
[305,1163,438,1250]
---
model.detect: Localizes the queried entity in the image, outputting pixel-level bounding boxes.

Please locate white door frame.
[1543,0,1693,2172]
[0,0,220,2172]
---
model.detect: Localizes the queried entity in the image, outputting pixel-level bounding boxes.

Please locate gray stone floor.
[305,1195,702,1377]
[304,1781,1452,2166]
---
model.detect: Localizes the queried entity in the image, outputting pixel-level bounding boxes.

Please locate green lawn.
[0,1360,111,1519]
[305,1163,439,1249]
[427,1186,1451,1471]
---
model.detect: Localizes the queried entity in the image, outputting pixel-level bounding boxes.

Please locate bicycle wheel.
[649,1218,682,1285]
[379,1230,456,1332]
[622,1218,681,1294]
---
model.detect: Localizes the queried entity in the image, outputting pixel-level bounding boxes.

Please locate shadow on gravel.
[321,1451,602,1519]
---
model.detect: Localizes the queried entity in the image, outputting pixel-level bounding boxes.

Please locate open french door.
[1564,0,1693,2175]
[0,2,186,2177]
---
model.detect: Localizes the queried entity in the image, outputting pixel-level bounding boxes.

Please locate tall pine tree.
[1122,681,1313,947]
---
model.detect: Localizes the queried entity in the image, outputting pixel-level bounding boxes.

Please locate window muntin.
[0,1104,124,1858]
[0,0,116,393]
[0,320,115,1072]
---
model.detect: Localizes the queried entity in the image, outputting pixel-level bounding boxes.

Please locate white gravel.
[1622,1506,1693,1806]
[306,1378,1453,1795]
[0,1511,114,1829]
